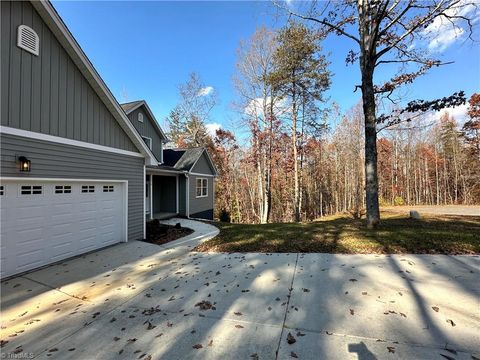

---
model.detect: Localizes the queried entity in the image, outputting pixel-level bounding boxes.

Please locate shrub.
[393,196,405,206]
[219,209,231,223]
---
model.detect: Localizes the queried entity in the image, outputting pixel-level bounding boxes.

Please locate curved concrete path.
[157,217,219,251]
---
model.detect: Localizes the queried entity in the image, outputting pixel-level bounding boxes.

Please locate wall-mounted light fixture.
[18,156,31,172]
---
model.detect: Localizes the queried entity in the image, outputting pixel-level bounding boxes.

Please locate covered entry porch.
[146,169,184,220]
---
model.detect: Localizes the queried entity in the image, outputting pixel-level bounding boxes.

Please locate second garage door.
[0,179,127,278]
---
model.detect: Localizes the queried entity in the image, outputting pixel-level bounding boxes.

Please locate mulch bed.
[144,219,194,246]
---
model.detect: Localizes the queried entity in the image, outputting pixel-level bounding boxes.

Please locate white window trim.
[195,177,208,198]
[142,136,152,150]
[0,126,144,158]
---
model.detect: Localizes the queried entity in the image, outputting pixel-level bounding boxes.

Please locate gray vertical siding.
[1,1,138,152]
[0,134,145,240]
[191,153,216,175]
[126,107,164,162]
[189,175,214,217]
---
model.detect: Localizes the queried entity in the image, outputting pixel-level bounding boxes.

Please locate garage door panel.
[17,249,44,270]
[0,180,126,278]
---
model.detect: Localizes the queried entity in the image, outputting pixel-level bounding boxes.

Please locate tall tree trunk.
[360,65,380,228]
[292,82,300,222]
[358,1,380,228]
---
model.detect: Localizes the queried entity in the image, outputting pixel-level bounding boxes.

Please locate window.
[196,178,208,198]
[142,136,152,150]
[0,186,4,196]
[21,185,42,195]
[138,112,144,122]
[103,185,114,192]
[81,185,95,193]
[55,185,72,194]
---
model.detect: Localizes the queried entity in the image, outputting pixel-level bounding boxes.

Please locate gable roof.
[31,1,158,165]
[163,148,218,175]
[120,100,143,113]
[120,100,168,142]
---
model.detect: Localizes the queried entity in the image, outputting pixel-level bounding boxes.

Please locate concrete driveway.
[1,219,479,359]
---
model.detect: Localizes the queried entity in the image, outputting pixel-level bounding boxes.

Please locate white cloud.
[425,103,468,124]
[205,122,221,137]
[427,24,465,52]
[423,0,478,52]
[244,96,290,118]
[198,86,214,97]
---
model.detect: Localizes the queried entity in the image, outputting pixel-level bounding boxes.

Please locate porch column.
[149,174,153,220]
[176,175,179,214]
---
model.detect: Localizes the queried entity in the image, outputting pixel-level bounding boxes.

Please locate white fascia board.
[1,126,144,158]
[146,168,186,175]
[31,1,158,166]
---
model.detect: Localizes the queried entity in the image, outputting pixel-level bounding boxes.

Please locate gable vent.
[17,25,39,56]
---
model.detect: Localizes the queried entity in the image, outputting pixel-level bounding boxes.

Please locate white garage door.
[0,179,127,278]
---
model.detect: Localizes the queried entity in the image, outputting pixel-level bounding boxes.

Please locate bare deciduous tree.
[277,0,478,227]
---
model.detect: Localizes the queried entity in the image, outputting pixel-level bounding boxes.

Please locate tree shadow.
[348,341,378,360]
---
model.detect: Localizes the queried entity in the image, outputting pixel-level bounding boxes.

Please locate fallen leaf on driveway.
[113,337,121,341]
[250,354,259,360]
[349,279,358,282]
[287,332,296,344]
[235,325,244,329]
[234,312,243,316]
[291,351,298,358]
[296,331,305,337]
[208,339,213,347]
[446,319,456,327]
[0,340,9,348]
[387,346,395,353]
[144,321,156,330]
[350,309,355,315]
[192,344,203,349]
[195,301,213,310]
[432,306,439,312]
[302,288,310,292]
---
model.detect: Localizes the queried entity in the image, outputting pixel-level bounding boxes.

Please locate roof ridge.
[120,100,144,105]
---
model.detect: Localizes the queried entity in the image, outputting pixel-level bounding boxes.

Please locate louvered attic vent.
[17,25,39,56]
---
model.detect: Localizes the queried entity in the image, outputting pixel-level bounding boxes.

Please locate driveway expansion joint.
[275,252,300,360]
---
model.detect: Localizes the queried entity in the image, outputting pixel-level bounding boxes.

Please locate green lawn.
[195,212,480,254]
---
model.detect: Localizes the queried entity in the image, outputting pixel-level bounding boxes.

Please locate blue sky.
[52,1,479,135]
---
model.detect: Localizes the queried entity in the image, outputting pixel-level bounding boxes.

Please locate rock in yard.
[409,210,421,219]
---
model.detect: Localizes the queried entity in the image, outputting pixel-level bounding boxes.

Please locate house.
[0,0,216,279]
[120,100,217,220]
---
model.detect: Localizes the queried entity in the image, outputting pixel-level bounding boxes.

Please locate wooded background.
[166,24,480,224]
